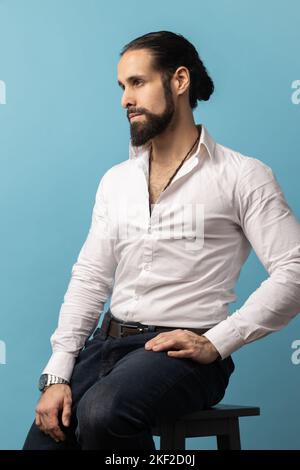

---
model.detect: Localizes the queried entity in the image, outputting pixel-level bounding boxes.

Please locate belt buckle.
[119,323,147,337]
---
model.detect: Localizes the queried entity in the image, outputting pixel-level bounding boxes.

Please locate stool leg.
[160,422,186,450]
[216,418,241,450]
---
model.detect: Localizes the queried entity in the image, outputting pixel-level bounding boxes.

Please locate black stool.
[152,404,260,450]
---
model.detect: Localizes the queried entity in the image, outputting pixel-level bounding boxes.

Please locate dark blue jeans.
[23,310,235,450]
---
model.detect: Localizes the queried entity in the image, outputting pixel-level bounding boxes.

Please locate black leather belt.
[108,317,209,338]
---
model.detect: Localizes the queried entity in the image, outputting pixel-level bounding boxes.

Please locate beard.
[129,77,175,147]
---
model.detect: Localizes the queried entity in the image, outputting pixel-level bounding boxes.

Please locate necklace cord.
[149,127,201,194]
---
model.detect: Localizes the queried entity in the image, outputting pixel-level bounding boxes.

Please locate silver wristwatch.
[38,373,69,392]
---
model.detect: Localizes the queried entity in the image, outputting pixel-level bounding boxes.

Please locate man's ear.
[173,66,190,96]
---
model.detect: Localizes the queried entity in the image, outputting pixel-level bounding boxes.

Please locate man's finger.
[145,329,190,349]
[167,349,193,358]
[152,339,176,350]
[62,399,72,427]
[49,425,66,442]
[148,334,191,351]
[46,424,66,443]
[42,414,66,442]
[35,413,41,427]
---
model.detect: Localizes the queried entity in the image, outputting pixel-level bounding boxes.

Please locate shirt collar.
[128,123,215,162]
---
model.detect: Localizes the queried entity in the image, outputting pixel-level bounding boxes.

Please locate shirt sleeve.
[203,157,300,359]
[42,173,117,381]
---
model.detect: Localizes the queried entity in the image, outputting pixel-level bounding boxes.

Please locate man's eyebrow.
[117,75,147,88]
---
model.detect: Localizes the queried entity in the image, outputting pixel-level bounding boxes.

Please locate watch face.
[38,374,47,391]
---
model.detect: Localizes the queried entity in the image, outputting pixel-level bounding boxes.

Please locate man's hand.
[35,384,72,443]
[145,329,220,364]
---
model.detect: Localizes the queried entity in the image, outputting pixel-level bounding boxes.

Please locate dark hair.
[120,31,214,109]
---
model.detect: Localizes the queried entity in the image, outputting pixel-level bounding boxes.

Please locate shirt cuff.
[202,318,245,359]
[41,351,77,382]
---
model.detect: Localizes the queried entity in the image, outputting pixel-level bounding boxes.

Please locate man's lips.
[129,113,143,120]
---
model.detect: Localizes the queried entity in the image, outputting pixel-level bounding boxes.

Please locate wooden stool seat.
[152,404,260,450]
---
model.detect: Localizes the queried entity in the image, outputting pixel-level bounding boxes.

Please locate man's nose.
[121,89,136,109]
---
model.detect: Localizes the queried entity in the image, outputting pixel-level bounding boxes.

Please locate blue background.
[0,0,299,450]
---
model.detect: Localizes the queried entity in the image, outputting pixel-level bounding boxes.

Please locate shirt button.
[134,295,139,301]
[144,264,150,270]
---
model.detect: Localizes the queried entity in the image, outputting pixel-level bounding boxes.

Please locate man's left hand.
[144,329,221,364]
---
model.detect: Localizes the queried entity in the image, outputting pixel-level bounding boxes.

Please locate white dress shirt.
[42,124,300,381]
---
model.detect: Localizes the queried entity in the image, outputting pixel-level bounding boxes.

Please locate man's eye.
[119,80,143,91]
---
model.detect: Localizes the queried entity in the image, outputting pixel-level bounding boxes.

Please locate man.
[23,31,300,450]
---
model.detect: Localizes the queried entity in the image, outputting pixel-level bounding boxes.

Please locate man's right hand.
[35,384,72,443]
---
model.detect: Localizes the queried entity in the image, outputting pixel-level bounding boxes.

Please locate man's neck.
[150,117,200,167]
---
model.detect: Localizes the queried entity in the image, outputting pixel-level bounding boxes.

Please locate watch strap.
[39,374,69,392]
